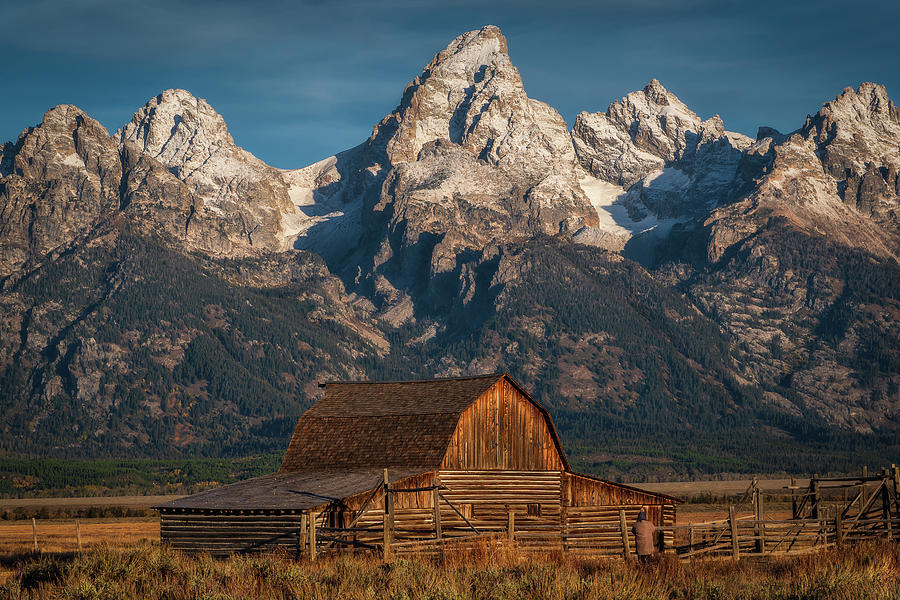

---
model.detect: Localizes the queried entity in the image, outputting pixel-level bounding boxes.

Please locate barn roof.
[279,373,570,472]
[155,468,429,511]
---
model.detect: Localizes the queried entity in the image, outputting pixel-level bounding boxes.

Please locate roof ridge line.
[318,373,504,387]
[300,410,467,418]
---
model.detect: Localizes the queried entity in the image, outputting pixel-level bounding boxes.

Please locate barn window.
[527,503,542,517]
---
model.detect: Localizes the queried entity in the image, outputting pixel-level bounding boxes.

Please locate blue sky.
[2,0,898,169]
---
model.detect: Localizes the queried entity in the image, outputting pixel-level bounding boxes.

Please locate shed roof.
[155,468,429,511]
[279,374,570,473]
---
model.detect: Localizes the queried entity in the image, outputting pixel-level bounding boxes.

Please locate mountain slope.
[658,83,900,434]
[0,27,898,479]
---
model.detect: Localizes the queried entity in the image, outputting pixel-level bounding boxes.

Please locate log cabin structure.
[156,374,678,555]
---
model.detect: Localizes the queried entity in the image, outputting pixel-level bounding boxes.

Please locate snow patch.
[644,167,690,191]
[61,153,85,168]
[576,174,687,250]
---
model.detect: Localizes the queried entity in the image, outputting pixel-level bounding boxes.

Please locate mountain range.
[2,26,898,478]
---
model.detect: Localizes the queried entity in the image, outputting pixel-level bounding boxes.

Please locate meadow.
[0,540,898,599]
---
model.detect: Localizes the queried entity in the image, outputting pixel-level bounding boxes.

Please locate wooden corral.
[664,468,900,559]
[156,374,678,556]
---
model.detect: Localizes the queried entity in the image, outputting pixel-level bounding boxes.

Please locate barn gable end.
[442,376,567,471]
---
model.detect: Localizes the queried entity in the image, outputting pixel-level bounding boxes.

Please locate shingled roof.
[155,468,428,511]
[279,374,568,472]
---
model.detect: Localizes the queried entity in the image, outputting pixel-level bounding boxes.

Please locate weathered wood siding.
[160,511,304,555]
[442,379,565,471]
[438,470,563,536]
[564,473,675,507]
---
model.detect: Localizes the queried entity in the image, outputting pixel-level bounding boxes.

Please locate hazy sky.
[2,0,898,168]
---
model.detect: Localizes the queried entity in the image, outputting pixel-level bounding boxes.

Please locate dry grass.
[0,519,158,556]
[0,519,158,584]
[0,540,898,600]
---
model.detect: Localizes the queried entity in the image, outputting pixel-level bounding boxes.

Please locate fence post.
[791,477,798,519]
[729,506,740,561]
[618,510,630,560]
[32,518,38,553]
[861,467,868,511]
[308,511,317,562]
[301,513,309,558]
[752,481,765,554]
[688,524,694,554]
[883,470,893,541]
[76,519,82,551]
[835,513,843,548]
[811,475,820,520]
[433,486,442,541]
[507,511,515,547]
[383,469,393,563]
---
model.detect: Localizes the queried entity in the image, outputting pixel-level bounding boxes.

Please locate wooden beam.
[32,518,38,553]
[432,486,442,541]
[835,513,843,548]
[75,520,81,551]
[383,469,393,563]
[729,506,740,561]
[618,510,630,560]
[308,511,316,562]
[507,511,515,547]
[791,477,798,519]
[883,471,892,541]
[811,475,820,520]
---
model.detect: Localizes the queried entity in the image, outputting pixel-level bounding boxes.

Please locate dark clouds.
[1,0,897,168]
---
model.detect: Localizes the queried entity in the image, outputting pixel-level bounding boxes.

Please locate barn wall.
[437,470,564,534]
[560,473,678,554]
[160,511,304,555]
[325,472,440,544]
[564,473,675,508]
[441,379,565,471]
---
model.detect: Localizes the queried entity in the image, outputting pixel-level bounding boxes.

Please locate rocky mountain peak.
[430,25,511,80]
[118,89,244,177]
[118,89,301,252]
[572,81,753,224]
[804,82,900,157]
[0,104,123,276]
[13,105,121,183]
[797,82,900,231]
[373,25,576,180]
[572,80,708,188]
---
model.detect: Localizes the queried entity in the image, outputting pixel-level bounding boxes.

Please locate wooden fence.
[231,466,900,561]
[294,509,900,562]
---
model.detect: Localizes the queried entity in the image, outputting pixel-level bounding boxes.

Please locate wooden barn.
[156,374,678,556]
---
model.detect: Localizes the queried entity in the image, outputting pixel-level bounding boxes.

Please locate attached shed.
[156,374,678,555]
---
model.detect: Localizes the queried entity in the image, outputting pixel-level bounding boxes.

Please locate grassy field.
[1,540,898,599]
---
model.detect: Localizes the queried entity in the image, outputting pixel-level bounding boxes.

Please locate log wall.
[160,511,304,555]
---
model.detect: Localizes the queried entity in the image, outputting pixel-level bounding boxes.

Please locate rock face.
[0,106,122,278]
[290,26,599,315]
[703,83,900,266]
[803,83,900,244]
[572,80,753,220]
[379,26,578,182]
[1,25,899,470]
[0,100,282,280]
[666,83,900,433]
[118,89,304,253]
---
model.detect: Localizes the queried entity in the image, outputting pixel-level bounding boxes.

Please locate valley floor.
[1,539,898,599]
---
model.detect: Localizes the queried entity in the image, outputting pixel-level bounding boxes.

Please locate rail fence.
[296,466,900,561]
[298,509,900,561]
